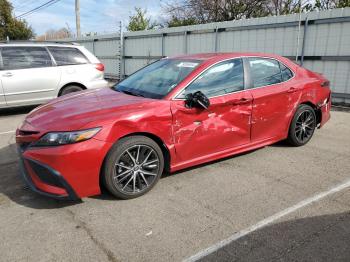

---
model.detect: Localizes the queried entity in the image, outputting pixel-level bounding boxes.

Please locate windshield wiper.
[118,90,145,97]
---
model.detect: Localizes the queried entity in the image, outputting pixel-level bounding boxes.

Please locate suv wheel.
[59,85,84,96]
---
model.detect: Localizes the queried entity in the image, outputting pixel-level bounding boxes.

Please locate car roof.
[0,41,80,48]
[170,52,288,63]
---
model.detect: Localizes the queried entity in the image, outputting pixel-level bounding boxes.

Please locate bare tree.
[162,0,349,26]
[36,28,72,41]
[164,0,270,25]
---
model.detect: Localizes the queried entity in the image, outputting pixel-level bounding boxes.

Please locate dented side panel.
[171,91,253,163]
[250,80,302,142]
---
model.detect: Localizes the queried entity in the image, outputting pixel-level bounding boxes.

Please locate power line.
[16,0,61,19]
[14,0,38,11]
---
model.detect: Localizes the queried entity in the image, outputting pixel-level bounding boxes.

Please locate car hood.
[23,88,153,131]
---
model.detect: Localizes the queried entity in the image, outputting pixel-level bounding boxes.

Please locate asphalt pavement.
[0,107,349,262]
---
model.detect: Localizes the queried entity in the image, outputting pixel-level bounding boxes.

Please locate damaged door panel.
[171,90,253,163]
[245,57,302,142]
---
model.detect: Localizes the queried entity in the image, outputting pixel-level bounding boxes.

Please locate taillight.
[321,80,330,88]
[95,63,105,72]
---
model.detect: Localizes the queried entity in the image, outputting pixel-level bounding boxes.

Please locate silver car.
[0,42,108,108]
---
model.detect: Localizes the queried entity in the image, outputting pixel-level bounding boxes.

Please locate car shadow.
[0,105,38,116]
[200,211,350,261]
[0,144,81,209]
[167,140,291,177]
[0,139,293,207]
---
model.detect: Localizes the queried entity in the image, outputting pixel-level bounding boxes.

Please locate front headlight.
[32,127,101,147]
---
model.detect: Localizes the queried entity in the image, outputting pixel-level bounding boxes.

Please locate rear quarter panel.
[292,67,331,127]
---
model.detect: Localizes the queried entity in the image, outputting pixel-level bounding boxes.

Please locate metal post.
[300,17,309,66]
[92,39,96,54]
[161,33,165,57]
[119,21,125,80]
[184,31,188,54]
[214,26,219,52]
[295,0,302,62]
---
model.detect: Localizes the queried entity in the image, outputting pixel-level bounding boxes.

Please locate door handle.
[232,97,252,105]
[2,72,13,77]
[287,87,299,93]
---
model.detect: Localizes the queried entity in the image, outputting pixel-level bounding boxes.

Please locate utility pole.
[75,0,81,38]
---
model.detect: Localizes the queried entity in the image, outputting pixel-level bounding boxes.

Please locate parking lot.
[0,107,350,262]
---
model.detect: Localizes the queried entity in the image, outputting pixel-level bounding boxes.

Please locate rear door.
[245,57,299,142]
[47,46,95,86]
[0,46,61,107]
[0,80,6,108]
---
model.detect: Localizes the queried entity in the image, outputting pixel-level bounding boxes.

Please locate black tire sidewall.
[60,85,83,96]
[288,104,316,146]
[103,136,164,199]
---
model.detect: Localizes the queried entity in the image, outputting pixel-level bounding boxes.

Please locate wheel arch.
[120,132,171,173]
[58,82,87,96]
[299,101,322,125]
[99,132,171,191]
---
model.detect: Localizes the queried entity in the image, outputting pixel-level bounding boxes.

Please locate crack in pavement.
[65,209,120,262]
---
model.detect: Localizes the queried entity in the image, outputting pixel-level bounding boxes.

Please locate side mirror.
[185,91,210,109]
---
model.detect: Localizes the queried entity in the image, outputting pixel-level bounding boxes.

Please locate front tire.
[287,104,316,146]
[103,136,164,199]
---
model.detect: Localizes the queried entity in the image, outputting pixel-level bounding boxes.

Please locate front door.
[0,46,60,107]
[0,79,6,107]
[171,58,253,163]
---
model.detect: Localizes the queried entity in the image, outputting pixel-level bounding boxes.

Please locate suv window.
[1,46,52,70]
[179,58,244,98]
[48,47,89,66]
[248,58,282,88]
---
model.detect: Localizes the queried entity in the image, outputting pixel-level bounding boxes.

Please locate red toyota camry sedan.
[16,53,331,200]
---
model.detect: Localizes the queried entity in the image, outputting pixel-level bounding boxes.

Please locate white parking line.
[184,178,350,262]
[0,130,15,136]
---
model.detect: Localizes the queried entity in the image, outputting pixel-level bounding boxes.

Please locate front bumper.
[16,134,112,200]
[18,150,79,200]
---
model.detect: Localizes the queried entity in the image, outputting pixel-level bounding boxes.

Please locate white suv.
[0,42,108,108]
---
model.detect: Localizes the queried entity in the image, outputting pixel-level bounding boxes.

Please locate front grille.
[27,159,64,188]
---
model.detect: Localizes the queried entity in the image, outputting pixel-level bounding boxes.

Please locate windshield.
[114,59,201,99]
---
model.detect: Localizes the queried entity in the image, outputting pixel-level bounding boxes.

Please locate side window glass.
[280,62,293,81]
[179,58,244,98]
[248,58,282,88]
[2,47,52,70]
[48,47,89,66]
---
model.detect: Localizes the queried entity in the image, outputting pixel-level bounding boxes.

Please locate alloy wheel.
[113,145,160,195]
[295,110,315,143]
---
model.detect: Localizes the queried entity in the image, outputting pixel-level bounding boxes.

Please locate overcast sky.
[10,0,163,36]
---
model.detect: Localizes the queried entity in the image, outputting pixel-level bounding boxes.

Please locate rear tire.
[287,104,316,146]
[103,136,164,199]
[59,85,84,96]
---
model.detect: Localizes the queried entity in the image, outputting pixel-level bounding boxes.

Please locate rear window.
[280,62,294,81]
[248,58,282,88]
[48,47,89,66]
[1,46,52,70]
